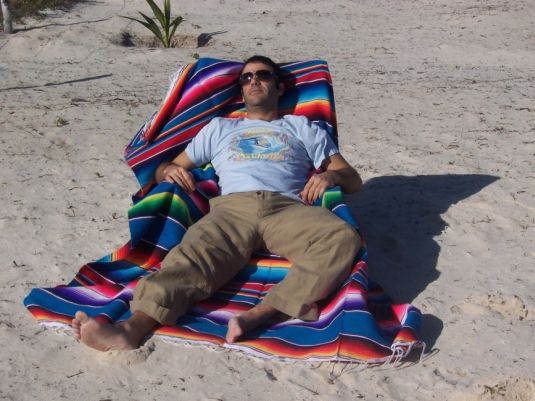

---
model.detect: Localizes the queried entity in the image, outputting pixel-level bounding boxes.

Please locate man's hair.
[241,55,284,84]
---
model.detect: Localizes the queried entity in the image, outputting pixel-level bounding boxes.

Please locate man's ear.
[277,81,285,97]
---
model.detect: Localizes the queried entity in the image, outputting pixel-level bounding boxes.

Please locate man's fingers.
[175,174,188,191]
[164,171,179,184]
[308,175,321,200]
[302,178,313,195]
[302,172,334,204]
[163,166,196,193]
[307,180,319,204]
[313,185,325,204]
[177,172,196,193]
[308,183,320,204]
[182,171,196,192]
[301,176,318,204]
[306,177,328,204]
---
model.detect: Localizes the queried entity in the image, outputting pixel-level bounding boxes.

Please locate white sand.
[1,0,534,400]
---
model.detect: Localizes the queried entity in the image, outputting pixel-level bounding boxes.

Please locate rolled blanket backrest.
[124,58,338,194]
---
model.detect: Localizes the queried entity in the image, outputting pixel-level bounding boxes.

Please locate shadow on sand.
[346,174,499,349]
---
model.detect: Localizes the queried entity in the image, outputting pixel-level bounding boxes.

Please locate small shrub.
[55,116,69,126]
[122,0,184,48]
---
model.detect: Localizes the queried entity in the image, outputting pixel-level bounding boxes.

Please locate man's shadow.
[345,174,499,348]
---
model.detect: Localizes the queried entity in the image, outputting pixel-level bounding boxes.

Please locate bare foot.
[226,315,246,343]
[225,302,278,343]
[72,311,136,351]
[72,311,157,352]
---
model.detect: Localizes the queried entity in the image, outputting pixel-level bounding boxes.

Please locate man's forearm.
[330,167,362,194]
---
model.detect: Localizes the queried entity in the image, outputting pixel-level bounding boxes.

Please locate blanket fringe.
[36,321,427,367]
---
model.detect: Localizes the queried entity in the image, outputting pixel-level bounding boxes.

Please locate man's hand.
[160,163,197,193]
[300,171,337,205]
[155,151,197,192]
[300,154,362,205]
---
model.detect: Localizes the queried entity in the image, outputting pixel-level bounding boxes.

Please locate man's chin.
[244,97,268,107]
[245,93,265,102]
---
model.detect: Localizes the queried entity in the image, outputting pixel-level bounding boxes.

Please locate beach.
[1,0,534,399]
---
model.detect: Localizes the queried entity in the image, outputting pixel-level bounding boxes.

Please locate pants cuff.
[263,292,319,321]
[130,299,179,326]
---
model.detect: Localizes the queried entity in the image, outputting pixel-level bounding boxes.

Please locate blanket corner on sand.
[23,58,424,363]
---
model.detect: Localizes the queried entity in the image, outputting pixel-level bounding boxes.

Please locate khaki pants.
[131,191,360,325]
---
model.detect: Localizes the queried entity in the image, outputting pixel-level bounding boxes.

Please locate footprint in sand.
[478,377,535,401]
[450,377,535,401]
[453,293,530,322]
[95,340,155,366]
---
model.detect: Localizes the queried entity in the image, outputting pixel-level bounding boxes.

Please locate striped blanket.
[23,58,423,363]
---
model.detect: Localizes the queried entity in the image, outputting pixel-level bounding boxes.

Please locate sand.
[1,0,534,400]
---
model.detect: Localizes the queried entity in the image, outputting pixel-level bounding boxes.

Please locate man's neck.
[245,108,279,122]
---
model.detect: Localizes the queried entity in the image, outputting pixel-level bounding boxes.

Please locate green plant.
[122,0,183,48]
[55,116,69,126]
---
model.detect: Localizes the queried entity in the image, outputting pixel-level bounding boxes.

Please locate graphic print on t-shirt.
[229,128,292,161]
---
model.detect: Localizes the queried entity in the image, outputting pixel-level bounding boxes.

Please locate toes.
[72,316,82,339]
[74,311,89,324]
[72,311,91,340]
[225,316,244,343]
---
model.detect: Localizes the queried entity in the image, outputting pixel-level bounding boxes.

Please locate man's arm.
[300,153,362,205]
[155,151,197,193]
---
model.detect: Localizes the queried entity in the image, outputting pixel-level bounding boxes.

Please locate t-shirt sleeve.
[185,119,218,166]
[299,117,339,169]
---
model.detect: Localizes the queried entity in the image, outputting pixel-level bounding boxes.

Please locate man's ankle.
[123,311,158,336]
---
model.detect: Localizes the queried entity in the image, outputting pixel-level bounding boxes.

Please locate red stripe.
[172,74,239,115]
[142,64,194,143]
[127,124,204,168]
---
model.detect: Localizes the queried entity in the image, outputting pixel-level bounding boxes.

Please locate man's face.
[240,61,283,109]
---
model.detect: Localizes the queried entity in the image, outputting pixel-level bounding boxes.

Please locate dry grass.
[1,0,84,24]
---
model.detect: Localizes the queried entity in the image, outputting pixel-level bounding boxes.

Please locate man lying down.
[73,55,362,351]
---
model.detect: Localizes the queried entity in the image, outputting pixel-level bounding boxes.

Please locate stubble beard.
[244,88,278,110]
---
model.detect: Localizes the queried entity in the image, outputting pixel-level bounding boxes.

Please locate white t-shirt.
[185,115,339,201]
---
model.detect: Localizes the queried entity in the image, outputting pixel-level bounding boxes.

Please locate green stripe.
[128,192,193,226]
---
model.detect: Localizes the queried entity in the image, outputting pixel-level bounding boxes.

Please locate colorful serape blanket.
[23,58,423,363]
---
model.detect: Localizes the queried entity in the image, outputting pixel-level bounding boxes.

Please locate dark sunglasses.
[238,70,277,85]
